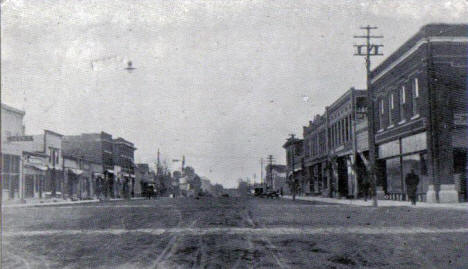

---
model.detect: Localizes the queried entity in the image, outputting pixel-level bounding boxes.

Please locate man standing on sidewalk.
[405,169,420,205]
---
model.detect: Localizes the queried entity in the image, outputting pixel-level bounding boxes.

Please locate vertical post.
[365,30,378,207]
[354,25,384,207]
[288,134,296,201]
[260,158,264,188]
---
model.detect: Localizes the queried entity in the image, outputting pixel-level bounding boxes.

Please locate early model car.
[142,183,156,199]
[266,191,280,199]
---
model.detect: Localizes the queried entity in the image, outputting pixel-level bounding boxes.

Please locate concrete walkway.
[283,195,468,210]
[2,197,146,208]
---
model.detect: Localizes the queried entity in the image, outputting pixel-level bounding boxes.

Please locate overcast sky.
[2,0,467,188]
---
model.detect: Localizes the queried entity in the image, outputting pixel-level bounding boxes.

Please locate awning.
[106,169,114,174]
[25,164,48,171]
[93,173,104,178]
[68,168,84,176]
[122,172,130,177]
[130,174,135,178]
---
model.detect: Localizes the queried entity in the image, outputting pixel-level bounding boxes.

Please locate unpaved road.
[2,197,468,268]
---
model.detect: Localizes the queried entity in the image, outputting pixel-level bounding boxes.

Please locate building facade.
[282,137,304,195]
[370,24,468,203]
[113,137,136,198]
[9,130,64,199]
[303,114,328,196]
[62,132,116,198]
[326,88,367,198]
[302,88,368,198]
[1,104,26,200]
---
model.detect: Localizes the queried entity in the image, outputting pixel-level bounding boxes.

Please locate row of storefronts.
[283,24,468,203]
[1,103,142,201]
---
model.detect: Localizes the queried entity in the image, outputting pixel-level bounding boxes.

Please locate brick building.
[282,136,304,195]
[62,132,115,197]
[370,24,468,203]
[303,113,328,196]
[302,88,368,198]
[113,137,136,198]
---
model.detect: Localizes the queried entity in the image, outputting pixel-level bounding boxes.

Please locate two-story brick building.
[370,24,468,203]
[326,88,368,198]
[303,113,328,196]
[113,137,136,198]
[302,88,368,198]
[282,136,305,195]
[62,132,115,197]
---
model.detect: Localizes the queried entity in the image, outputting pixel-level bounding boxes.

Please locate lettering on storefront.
[8,136,33,142]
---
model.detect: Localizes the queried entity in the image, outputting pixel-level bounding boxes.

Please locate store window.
[378,140,400,159]
[1,154,20,197]
[402,153,428,194]
[379,99,385,130]
[388,93,394,126]
[412,78,419,117]
[400,86,406,121]
[401,132,427,154]
[386,157,402,193]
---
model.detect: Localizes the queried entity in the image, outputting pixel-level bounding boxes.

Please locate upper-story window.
[48,147,60,167]
[399,86,406,121]
[412,78,419,117]
[388,93,394,126]
[379,99,385,130]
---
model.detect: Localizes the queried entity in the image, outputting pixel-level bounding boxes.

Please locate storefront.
[1,154,21,199]
[378,132,429,201]
[24,164,48,198]
[23,152,49,199]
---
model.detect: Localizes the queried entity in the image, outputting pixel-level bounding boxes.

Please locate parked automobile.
[266,191,280,199]
[142,183,156,199]
[254,187,265,197]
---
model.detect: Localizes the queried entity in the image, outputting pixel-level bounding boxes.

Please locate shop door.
[25,175,35,198]
[337,158,348,197]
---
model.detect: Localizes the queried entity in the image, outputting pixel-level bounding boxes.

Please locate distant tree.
[213,184,224,197]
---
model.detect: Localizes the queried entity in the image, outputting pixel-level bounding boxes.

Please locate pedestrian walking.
[405,169,420,205]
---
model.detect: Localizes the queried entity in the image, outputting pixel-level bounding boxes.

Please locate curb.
[2,197,147,208]
[283,196,468,210]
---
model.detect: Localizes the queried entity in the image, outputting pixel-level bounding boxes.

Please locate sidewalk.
[2,197,146,208]
[283,195,468,210]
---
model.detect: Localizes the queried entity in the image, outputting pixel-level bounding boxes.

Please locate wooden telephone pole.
[354,25,384,207]
[288,134,297,201]
[267,155,275,191]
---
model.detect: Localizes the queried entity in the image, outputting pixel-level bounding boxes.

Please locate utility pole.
[288,134,297,201]
[182,155,185,172]
[267,155,274,191]
[260,158,264,188]
[354,25,384,207]
[156,148,161,177]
